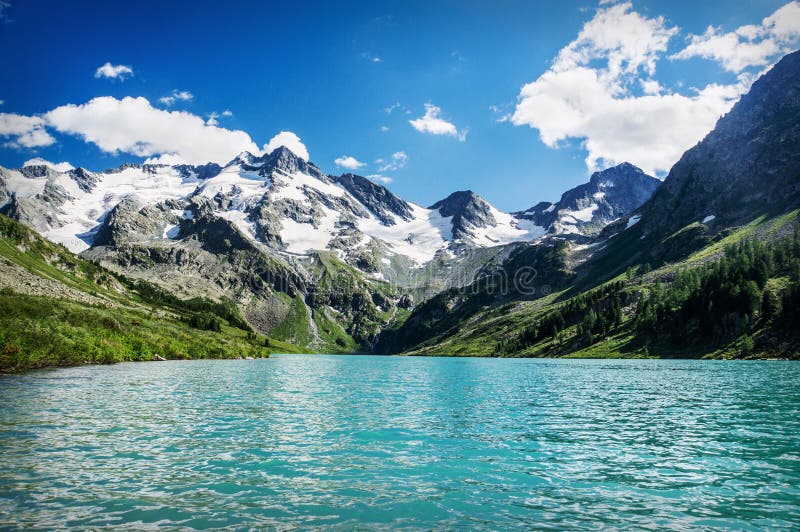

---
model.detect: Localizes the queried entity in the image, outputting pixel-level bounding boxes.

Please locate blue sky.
[0,0,798,211]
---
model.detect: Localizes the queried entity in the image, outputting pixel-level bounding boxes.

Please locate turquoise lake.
[1,355,799,530]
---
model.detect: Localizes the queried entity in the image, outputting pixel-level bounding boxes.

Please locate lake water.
[1,356,799,530]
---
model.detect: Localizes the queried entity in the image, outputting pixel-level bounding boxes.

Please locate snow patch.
[163,224,180,239]
[471,207,546,246]
[559,204,598,224]
[2,169,48,197]
[271,170,345,204]
[626,215,641,229]
[702,214,716,224]
[39,166,201,252]
[357,203,452,265]
[279,205,341,254]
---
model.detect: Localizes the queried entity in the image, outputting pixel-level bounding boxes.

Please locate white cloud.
[377,151,408,172]
[552,2,677,86]
[362,52,382,63]
[94,62,133,80]
[409,103,467,141]
[511,2,750,174]
[367,174,393,184]
[158,90,194,106]
[262,131,309,161]
[0,100,4,106]
[671,1,800,73]
[639,78,662,95]
[44,96,258,165]
[380,125,389,132]
[0,113,55,148]
[383,102,401,114]
[334,155,366,170]
[142,153,187,166]
[766,1,800,41]
[489,104,512,122]
[23,158,74,172]
[206,109,233,126]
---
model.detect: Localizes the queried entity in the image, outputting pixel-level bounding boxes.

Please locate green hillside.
[0,214,307,373]
[387,213,800,360]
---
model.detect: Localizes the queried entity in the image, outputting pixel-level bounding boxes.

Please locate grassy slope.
[399,211,800,360]
[0,215,306,373]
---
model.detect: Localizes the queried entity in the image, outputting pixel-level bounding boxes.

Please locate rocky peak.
[175,163,222,180]
[513,162,660,236]
[68,168,99,193]
[430,190,497,240]
[108,163,143,173]
[19,165,52,178]
[335,173,413,226]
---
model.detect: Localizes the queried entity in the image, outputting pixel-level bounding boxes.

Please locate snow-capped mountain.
[0,145,663,350]
[514,162,660,236]
[429,190,545,248]
[0,146,551,267]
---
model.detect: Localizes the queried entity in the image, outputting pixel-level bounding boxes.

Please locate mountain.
[0,213,305,372]
[375,50,800,359]
[429,190,545,247]
[0,142,661,352]
[592,49,800,272]
[514,162,660,237]
[4,52,799,361]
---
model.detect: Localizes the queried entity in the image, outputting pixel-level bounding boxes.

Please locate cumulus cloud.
[671,1,800,73]
[158,90,194,106]
[0,113,55,148]
[43,96,258,165]
[262,131,309,161]
[367,174,393,184]
[334,155,366,170]
[23,158,74,172]
[409,103,467,141]
[94,62,133,80]
[511,1,750,174]
[221,109,233,117]
[377,151,408,172]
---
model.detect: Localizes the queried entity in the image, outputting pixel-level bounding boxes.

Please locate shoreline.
[2,352,795,376]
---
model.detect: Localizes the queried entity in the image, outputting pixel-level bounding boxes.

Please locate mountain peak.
[335,173,413,225]
[429,190,483,213]
[227,151,258,166]
[621,48,800,254]
[261,145,312,175]
[430,190,497,240]
[588,162,650,187]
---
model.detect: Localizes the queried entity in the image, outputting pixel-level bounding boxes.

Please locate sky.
[1,0,799,211]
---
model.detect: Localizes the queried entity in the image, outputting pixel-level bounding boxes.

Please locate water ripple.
[1,357,799,530]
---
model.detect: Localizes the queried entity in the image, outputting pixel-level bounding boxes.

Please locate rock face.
[635,49,800,237]
[430,191,497,241]
[335,173,413,225]
[515,162,661,236]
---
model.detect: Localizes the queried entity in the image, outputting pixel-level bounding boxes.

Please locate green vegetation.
[0,214,305,373]
[390,213,800,360]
